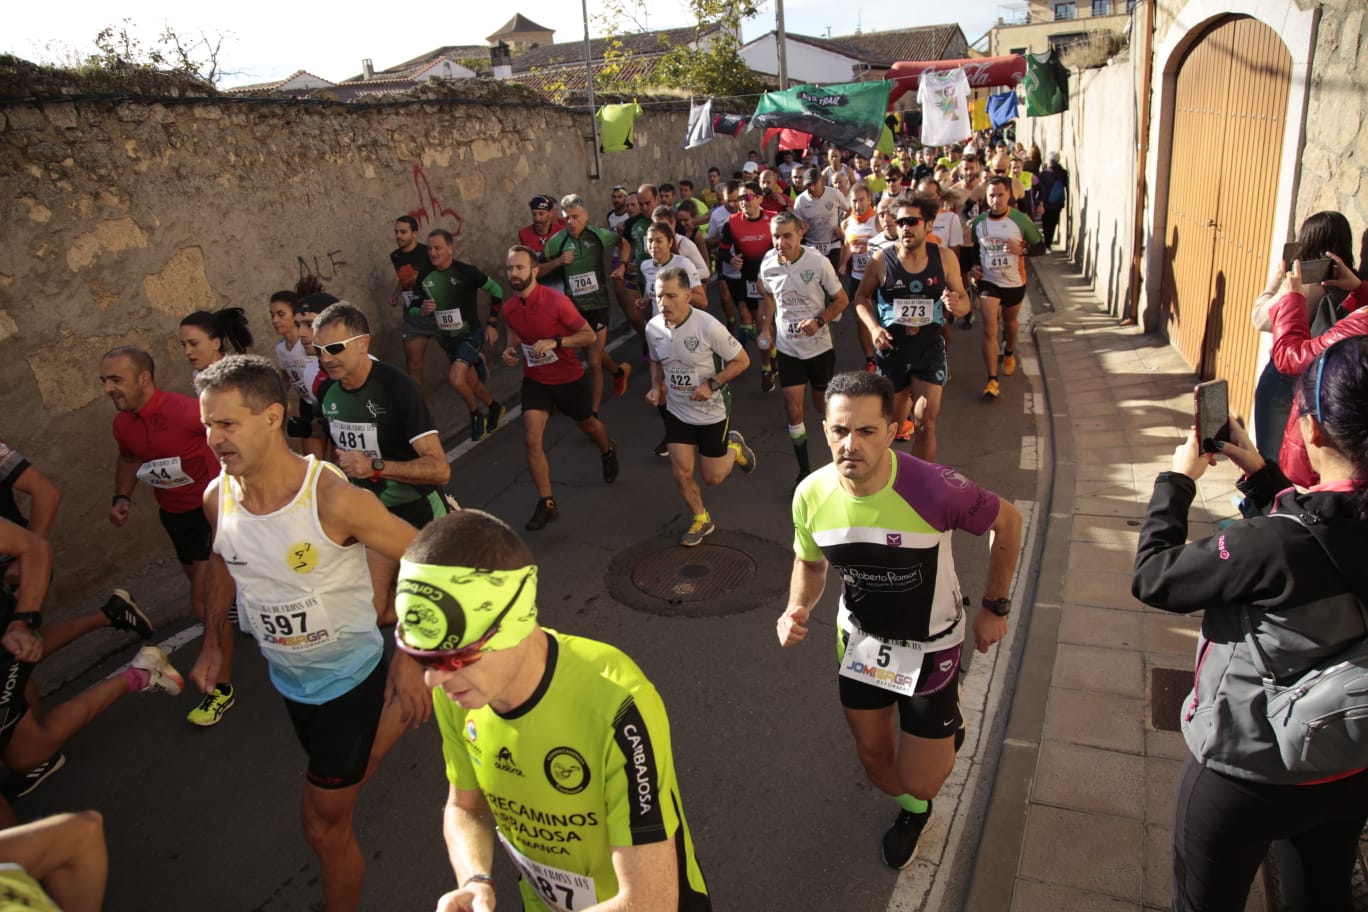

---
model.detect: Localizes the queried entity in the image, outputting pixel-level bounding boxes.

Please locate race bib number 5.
[839,625,924,698]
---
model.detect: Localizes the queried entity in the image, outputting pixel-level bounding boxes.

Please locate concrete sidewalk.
[964,253,1266,911]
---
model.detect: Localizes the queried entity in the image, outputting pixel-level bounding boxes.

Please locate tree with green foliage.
[592,0,766,97]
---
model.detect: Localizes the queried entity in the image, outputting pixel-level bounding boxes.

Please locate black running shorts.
[158,507,213,565]
[776,349,836,391]
[837,641,963,738]
[874,332,948,391]
[977,281,1027,309]
[283,658,386,790]
[663,409,729,458]
[521,375,595,423]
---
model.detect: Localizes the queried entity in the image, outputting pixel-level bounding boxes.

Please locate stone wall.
[0,94,746,605]
[1016,22,1142,319]
[1022,0,1365,326]
[1291,1,1367,256]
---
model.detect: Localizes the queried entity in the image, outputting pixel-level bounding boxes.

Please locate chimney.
[490,42,513,80]
[362,58,374,80]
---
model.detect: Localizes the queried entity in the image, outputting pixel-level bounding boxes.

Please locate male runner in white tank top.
[189,355,431,912]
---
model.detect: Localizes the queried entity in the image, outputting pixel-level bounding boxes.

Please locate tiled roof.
[343,46,490,82]
[505,57,666,97]
[511,23,720,72]
[488,13,555,39]
[829,24,967,66]
[227,69,333,95]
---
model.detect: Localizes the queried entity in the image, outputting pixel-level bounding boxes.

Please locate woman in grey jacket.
[1133,337,1368,912]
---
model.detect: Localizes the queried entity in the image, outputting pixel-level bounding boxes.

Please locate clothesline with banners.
[589,51,1067,153]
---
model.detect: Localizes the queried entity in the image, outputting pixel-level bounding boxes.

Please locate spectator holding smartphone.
[1249,211,1357,460]
[1133,342,1368,911]
[1267,254,1368,486]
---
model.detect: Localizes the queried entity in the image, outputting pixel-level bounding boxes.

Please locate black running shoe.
[881,801,932,869]
[101,588,153,639]
[525,498,560,531]
[470,412,488,443]
[2,752,66,799]
[653,439,669,457]
[601,442,620,483]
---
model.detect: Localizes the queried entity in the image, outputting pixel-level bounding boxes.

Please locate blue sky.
[4,1,1007,88]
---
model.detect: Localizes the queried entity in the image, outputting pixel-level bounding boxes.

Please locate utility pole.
[581,0,601,179]
[776,0,789,89]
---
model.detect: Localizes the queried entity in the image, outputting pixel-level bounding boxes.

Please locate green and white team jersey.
[435,631,711,912]
[542,226,620,312]
[759,247,843,360]
[969,208,1041,289]
[645,306,741,427]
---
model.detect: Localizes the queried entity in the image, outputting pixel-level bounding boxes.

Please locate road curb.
[961,260,1077,912]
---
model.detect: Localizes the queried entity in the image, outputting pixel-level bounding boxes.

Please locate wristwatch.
[370,458,385,482]
[9,612,41,632]
[982,596,1012,617]
[707,377,722,391]
[552,335,563,348]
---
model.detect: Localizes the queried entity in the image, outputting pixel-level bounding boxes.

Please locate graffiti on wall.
[407,163,463,237]
[297,249,347,282]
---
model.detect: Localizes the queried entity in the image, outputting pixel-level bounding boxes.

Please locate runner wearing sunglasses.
[394,509,712,912]
[190,354,430,912]
[314,303,453,627]
[854,197,970,462]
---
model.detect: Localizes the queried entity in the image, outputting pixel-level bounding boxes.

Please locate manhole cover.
[631,545,757,604]
[1151,667,1191,733]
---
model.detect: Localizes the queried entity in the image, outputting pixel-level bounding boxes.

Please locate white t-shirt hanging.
[918,68,972,146]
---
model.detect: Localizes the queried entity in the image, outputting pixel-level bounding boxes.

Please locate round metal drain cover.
[631,545,756,603]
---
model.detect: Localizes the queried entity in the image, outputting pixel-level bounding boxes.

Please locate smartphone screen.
[1300,258,1334,284]
[1195,380,1229,453]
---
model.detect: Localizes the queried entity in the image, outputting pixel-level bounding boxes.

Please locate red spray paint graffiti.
[408,163,463,237]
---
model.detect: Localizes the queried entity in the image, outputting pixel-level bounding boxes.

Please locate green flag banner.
[749,81,892,157]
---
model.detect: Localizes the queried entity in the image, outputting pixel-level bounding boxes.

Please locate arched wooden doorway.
[1160,16,1292,419]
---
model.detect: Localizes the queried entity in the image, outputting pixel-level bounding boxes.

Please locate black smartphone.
[1283,241,1300,270]
[1195,380,1230,453]
[1300,258,1335,284]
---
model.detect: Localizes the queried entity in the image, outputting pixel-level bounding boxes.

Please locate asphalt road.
[17,292,1040,912]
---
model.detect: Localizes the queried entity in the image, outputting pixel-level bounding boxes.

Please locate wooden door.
[1161,16,1291,419]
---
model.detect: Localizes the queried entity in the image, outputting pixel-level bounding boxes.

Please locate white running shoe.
[129,645,184,696]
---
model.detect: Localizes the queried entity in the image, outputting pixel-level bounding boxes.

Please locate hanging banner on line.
[748,81,892,157]
[685,98,714,149]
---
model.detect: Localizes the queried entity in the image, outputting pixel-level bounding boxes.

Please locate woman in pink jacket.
[1269,252,1368,485]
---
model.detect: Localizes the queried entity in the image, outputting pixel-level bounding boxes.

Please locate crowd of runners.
[0,134,1051,911]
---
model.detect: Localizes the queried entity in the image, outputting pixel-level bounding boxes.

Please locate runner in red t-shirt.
[501,246,620,532]
[516,195,566,259]
[100,345,237,727]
